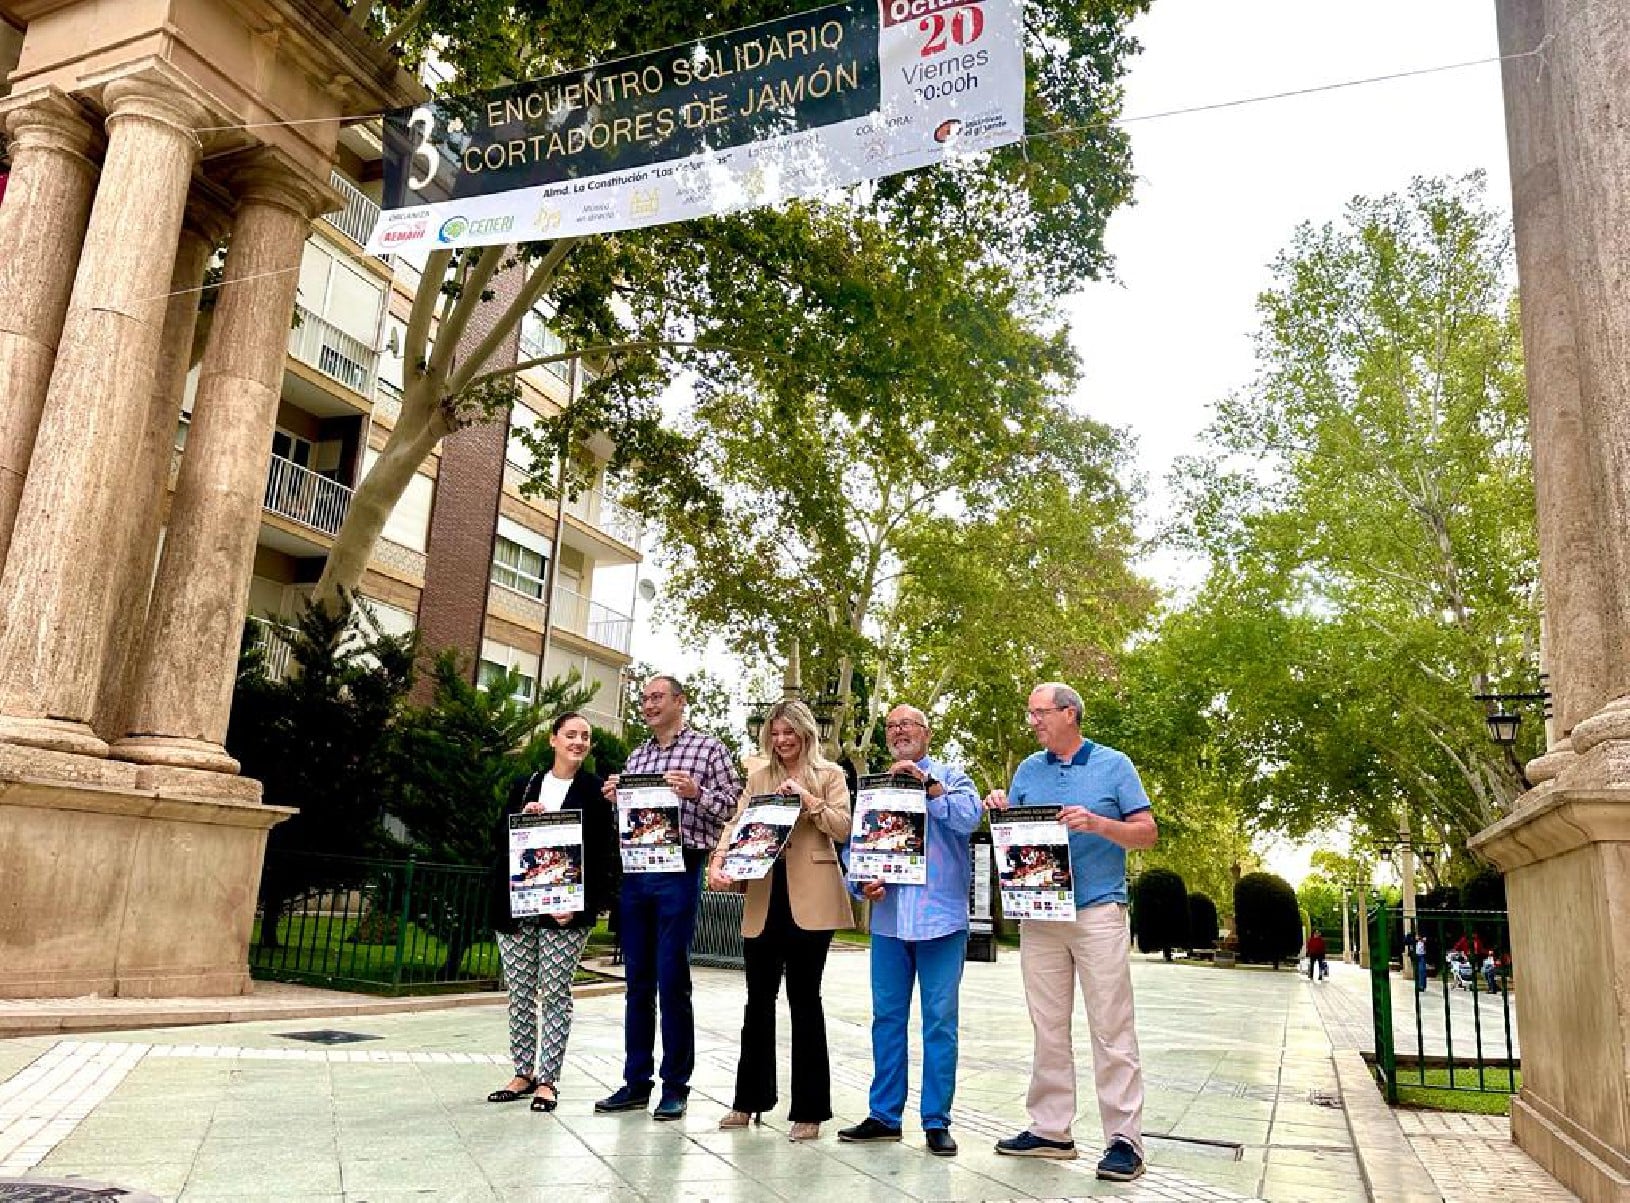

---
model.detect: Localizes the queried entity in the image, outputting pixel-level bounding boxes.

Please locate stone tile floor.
[1398,1112,1577,1203]
[21,945,1573,1202]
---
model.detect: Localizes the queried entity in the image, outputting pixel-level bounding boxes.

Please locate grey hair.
[1042,682,1084,726]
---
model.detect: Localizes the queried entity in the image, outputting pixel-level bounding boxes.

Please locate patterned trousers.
[497,923,592,1083]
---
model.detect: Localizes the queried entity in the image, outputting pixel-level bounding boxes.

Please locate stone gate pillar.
[0,72,210,757]
[1477,2,1630,1199]
[112,153,332,772]
[94,198,229,743]
[0,87,97,572]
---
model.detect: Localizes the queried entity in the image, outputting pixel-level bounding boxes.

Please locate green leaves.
[1162,174,1538,849]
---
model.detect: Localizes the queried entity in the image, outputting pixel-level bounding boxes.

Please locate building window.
[520,308,574,383]
[491,535,547,599]
[479,659,537,702]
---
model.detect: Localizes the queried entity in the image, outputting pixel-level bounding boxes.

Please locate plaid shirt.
[623,726,742,852]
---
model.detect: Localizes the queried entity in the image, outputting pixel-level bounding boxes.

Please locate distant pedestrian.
[1305,931,1328,980]
[1414,934,1428,992]
[984,682,1159,1183]
[1481,951,1503,995]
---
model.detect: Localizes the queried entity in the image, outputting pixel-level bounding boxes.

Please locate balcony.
[264,454,353,538]
[325,171,381,250]
[289,304,379,397]
[551,585,632,655]
[246,616,296,679]
[564,488,644,552]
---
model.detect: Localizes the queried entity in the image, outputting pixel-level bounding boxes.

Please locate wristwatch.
[923,775,942,796]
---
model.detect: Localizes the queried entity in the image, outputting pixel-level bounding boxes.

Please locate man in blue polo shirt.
[985,681,1158,1182]
[837,704,982,1157]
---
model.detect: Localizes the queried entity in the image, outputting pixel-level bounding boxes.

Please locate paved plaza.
[0,947,1568,1203]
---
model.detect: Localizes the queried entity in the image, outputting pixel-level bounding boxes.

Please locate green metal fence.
[1368,904,1518,1102]
[250,852,502,994]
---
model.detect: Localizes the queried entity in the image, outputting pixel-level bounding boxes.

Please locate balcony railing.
[289,304,379,397]
[551,585,632,655]
[564,488,644,551]
[264,454,353,538]
[246,616,296,679]
[326,171,382,250]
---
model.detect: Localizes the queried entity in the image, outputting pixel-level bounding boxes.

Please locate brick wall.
[412,256,523,700]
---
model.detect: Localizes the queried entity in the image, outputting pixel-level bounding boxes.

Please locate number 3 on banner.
[920,4,985,56]
[406,107,438,192]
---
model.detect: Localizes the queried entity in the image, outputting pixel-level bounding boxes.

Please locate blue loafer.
[652,1094,688,1121]
[1096,1137,1145,1181]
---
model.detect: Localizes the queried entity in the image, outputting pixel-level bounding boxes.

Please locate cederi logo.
[437,216,469,242]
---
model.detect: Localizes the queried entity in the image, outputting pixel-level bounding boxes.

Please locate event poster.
[616,773,685,873]
[368,0,1024,252]
[508,811,585,917]
[720,796,802,880]
[847,773,928,885]
[991,805,1075,921]
[968,832,994,935]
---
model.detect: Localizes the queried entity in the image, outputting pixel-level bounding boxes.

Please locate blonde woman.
[710,700,852,1141]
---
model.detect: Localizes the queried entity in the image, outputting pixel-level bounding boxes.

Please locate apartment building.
[206,132,640,734]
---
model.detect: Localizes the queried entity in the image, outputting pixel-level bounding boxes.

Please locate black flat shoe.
[530,1085,559,1113]
[487,1077,538,1103]
[926,1129,958,1156]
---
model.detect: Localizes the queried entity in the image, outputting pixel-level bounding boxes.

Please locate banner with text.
[367,0,1023,253]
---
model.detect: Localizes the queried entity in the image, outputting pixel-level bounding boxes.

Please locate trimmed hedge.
[1234,871,1302,967]
[1132,869,1189,960]
[1188,892,1220,950]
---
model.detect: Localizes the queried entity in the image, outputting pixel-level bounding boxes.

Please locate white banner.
[368,0,1024,253]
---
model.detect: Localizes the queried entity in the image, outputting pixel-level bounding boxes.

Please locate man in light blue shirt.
[837,704,982,1157]
[986,682,1158,1183]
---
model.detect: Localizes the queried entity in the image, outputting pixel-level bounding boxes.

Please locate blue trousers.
[868,930,968,1131]
[619,864,703,1096]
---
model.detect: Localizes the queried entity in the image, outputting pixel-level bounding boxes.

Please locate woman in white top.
[487,712,619,1112]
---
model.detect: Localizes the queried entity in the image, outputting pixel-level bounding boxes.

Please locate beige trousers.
[1019,902,1144,1152]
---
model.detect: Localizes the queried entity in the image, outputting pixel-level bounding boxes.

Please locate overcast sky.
[614,0,1517,881]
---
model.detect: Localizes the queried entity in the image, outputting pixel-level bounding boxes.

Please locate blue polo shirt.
[1008,739,1151,909]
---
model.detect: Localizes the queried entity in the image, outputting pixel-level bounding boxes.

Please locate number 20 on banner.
[919,4,985,56]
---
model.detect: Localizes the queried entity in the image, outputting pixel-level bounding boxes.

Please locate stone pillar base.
[0,745,292,999]
[0,713,108,757]
[1471,742,1630,1203]
[1513,1091,1630,1203]
[110,734,241,775]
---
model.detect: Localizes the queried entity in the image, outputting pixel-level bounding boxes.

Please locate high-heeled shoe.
[788,1122,821,1142]
[719,1110,762,1130]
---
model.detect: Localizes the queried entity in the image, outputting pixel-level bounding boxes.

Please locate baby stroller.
[1446,949,1476,990]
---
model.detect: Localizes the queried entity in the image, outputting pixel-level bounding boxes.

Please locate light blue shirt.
[865,755,984,942]
[1009,739,1151,909]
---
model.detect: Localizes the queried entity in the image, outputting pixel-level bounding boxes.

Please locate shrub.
[1459,867,1507,912]
[1132,869,1189,960]
[1233,871,1303,967]
[1188,892,1220,950]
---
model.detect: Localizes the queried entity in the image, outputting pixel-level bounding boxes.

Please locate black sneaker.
[595,1083,653,1113]
[925,1128,957,1156]
[837,1117,903,1143]
[1096,1138,1145,1181]
[994,1130,1077,1159]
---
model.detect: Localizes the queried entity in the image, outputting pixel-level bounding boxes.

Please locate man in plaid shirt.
[595,674,742,1120]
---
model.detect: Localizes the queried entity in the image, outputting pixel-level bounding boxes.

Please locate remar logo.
[437,216,468,242]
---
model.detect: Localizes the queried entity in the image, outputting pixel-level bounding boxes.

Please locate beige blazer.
[714,762,853,938]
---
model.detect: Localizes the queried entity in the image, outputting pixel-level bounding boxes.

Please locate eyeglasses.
[884,720,925,732]
[1026,706,1066,721]
[641,691,673,703]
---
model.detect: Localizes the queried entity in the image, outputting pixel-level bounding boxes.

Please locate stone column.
[0,76,209,757]
[93,200,229,742]
[1496,0,1612,780]
[0,88,98,572]
[112,157,326,772]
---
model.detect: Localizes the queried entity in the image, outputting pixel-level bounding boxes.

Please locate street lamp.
[1471,686,1551,790]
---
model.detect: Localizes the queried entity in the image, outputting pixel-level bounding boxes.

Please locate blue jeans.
[868,930,968,1131]
[1415,955,1428,992]
[619,863,703,1096]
